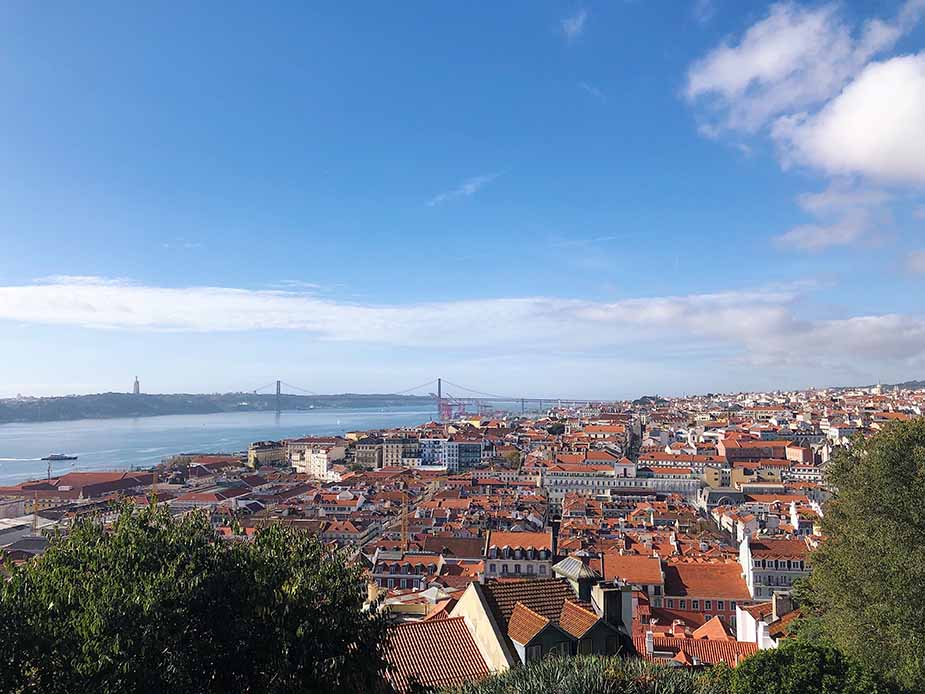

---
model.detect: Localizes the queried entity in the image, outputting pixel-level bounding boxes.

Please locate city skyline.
[2,1,924,397]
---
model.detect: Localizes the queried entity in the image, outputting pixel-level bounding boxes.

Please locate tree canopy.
[724,640,894,694]
[1,504,391,694]
[802,419,925,691]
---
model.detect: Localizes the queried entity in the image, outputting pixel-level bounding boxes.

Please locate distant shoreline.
[0,392,434,426]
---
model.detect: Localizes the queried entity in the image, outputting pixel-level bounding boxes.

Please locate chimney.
[772,591,793,622]
[671,619,685,637]
[645,630,654,656]
[591,583,633,634]
[576,573,594,602]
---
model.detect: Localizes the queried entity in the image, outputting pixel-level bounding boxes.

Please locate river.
[0,406,437,484]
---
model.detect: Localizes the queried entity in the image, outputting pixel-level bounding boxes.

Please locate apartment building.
[739,536,810,599]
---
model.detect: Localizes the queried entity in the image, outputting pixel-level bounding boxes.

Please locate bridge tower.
[275,380,281,414]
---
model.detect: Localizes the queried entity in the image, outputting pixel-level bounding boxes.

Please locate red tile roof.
[633,635,757,666]
[387,616,489,692]
[507,602,551,644]
[663,562,750,600]
[481,578,576,627]
[558,601,599,638]
[485,530,552,552]
[692,615,733,640]
[595,554,664,585]
[748,537,809,558]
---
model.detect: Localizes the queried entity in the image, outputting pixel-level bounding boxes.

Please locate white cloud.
[686,1,925,262]
[561,9,588,41]
[773,53,925,185]
[775,182,892,251]
[774,216,869,251]
[685,1,925,134]
[2,276,925,372]
[907,250,925,274]
[578,81,605,100]
[426,173,500,206]
[796,183,892,215]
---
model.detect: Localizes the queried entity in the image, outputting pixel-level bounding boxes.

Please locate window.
[705,600,712,610]
[667,599,674,608]
[501,564,509,574]
[692,600,699,610]
[539,565,547,575]
[489,563,496,573]
[514,564,521,574]
[679,599,686,609]
[527,564,535,574]
[526,644,543,662]
[717,600,725,610]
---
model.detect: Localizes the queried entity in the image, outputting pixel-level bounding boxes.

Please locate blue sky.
[1,1,924,399]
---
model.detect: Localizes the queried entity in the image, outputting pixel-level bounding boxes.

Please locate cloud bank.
[2,276,924,372]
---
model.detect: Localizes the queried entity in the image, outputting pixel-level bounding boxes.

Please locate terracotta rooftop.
[749,537,809,558]
[594,554,664,586]
[768,608,802,639]
[663,562,750,600]
[692,615,733,640]
[741,602,774,620]
[421,535,485,558]
[507,602,551,644]
[558,600,599,639]
[387,616,490,692]
[481,577,577,628]
[633,635,758,666]
[485,529,552,552]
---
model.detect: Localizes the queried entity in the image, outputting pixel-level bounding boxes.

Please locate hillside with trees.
[0,392,433,424]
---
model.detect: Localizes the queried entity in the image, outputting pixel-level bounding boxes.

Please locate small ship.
[41,453,78,461]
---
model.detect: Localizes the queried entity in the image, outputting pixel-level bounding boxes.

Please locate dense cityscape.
[4,0,925,690]
[3,383,922,690]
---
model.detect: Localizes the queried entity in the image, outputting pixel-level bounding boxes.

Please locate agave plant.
[447,656,706,694]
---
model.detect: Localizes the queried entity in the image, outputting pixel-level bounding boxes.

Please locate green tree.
[1,503,391,694]
[728,640,893,694]
[802,419,925,690]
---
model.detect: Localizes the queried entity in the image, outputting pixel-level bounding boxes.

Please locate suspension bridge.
[248,378,603,420]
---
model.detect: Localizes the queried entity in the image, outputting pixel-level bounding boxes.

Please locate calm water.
[0,406,436,484]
